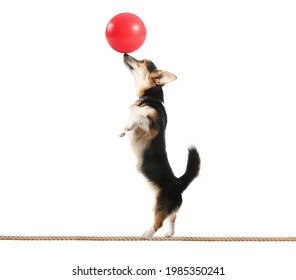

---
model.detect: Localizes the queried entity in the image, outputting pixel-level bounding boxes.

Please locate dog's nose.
[124,53,131,61]
[123,53,130,64]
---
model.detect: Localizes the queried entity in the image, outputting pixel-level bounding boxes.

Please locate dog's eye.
[139,60,145,64]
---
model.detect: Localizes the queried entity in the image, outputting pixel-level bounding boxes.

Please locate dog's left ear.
[150,70,177,86]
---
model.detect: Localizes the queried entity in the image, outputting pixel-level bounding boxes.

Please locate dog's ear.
[150,70,177,86]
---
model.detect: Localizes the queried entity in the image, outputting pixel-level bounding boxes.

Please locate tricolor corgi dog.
[119,54,200,239]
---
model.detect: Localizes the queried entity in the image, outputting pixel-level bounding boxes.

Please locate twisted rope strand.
[1,236,296,242]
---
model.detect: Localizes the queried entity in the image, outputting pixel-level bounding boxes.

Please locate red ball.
[105,13,146,53]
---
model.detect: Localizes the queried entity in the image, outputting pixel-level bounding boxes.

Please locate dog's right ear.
[150,70,177,86]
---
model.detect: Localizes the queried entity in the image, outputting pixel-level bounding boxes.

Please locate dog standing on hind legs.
[119,54,200,239]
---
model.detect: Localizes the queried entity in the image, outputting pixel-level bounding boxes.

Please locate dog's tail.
[177,146,200,193]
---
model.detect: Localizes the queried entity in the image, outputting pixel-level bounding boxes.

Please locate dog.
[119,54,200,239]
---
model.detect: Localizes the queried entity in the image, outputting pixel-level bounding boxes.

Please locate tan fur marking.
[137,77,156,97]
[153,211,167,231]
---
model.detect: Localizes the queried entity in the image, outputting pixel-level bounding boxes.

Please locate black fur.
[140,86,200,216]
[146,61,157,72]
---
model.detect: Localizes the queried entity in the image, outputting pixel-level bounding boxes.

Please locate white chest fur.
[120,103,158,169]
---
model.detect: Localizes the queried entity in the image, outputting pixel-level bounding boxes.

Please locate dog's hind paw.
[164,232,174,238]
[164,227,174,238]
[141,227,156,240]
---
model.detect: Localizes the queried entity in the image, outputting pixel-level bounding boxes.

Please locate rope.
[1,236,296,242]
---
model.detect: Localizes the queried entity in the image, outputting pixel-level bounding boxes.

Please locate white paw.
[119,131,126,137]
[164,231,174,238]
[141,227,156,240]
[164,223,175,238]
[118,126,134,137]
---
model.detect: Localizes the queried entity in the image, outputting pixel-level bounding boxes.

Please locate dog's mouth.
[125,62,134,70]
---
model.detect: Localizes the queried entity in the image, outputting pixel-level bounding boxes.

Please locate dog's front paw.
[118,130,126,137]
[119,122,136,137]
[119,128,132,137]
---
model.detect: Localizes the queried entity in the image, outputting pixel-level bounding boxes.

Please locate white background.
[1,0,296,279]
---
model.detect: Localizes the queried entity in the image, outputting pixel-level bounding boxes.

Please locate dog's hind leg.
[142,210,167,240]
[164,212,177,238]
[142,188,182,239]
